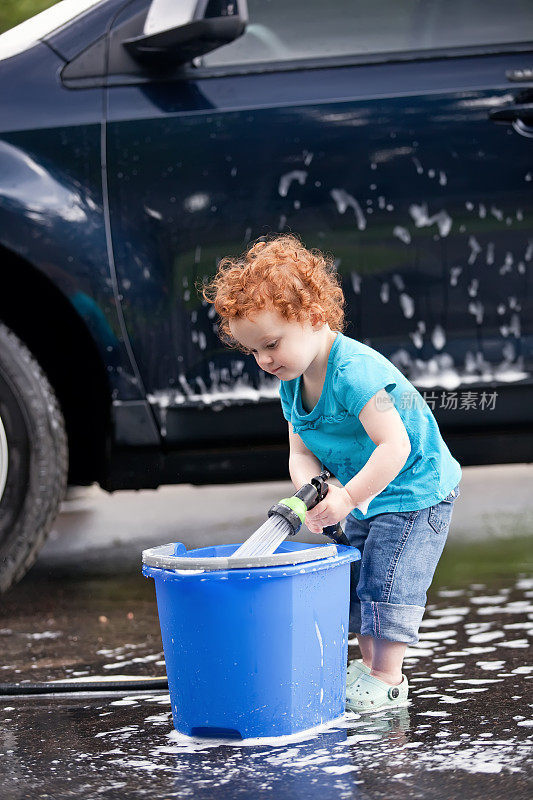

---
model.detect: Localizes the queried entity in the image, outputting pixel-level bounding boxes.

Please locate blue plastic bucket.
[142,540,360,739]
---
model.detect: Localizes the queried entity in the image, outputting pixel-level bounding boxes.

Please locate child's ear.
[310,305,326,330]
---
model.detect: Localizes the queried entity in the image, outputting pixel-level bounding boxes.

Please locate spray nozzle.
[266,469,349,545]
[267,496,306,536]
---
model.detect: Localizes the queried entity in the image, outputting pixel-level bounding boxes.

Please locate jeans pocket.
[428,490,457,534]
[428,504,448,534]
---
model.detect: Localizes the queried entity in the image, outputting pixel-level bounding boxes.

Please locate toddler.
[201,233,461,713]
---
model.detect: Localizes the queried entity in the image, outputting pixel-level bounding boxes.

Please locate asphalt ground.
[36,462,533,571]
[0,463,531,799]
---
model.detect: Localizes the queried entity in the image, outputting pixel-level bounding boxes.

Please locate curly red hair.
[199,233,345,349]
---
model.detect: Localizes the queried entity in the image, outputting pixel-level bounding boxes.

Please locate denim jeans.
[344,484,460,645]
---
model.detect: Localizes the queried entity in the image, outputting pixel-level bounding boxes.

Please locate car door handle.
[489,103,533,123]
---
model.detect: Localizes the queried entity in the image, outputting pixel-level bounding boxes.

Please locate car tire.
[0,322,68,592]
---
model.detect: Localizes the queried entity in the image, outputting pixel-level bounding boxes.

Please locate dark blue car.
[0,0,532,590]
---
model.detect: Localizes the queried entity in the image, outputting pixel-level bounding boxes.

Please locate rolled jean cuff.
[360,600,425,645]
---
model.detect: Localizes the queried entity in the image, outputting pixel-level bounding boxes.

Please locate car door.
[104,0,533,460]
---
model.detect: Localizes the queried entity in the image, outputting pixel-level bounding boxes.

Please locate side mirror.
[123,0,248,66]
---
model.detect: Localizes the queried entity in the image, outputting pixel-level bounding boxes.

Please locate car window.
[203,0,533,68]
[0,0,104,61]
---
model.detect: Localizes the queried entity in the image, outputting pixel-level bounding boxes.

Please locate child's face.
[228,307,323,380]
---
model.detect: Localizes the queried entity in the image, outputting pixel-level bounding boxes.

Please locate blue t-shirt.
[279,332,462,520]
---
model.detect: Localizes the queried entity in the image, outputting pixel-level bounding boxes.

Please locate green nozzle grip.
[278,496,307,525]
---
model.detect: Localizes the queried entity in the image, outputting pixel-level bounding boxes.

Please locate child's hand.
[305,485,355,533]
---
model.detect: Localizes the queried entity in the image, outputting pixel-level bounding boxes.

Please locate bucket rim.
[142,541,340,572]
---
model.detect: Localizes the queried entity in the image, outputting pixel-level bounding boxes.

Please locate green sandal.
[346,672,409,713]
[346,658,371,686]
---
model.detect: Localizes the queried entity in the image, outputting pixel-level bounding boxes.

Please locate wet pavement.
[1,472,532,799]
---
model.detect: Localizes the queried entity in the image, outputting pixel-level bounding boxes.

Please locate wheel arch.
[0,246,112,486]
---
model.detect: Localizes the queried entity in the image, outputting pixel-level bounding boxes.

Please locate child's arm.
[306,388,411,532]
[343,388,411,509]
[288,423,323,490]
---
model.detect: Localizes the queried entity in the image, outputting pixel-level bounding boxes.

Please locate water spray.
[231,469,350,558]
